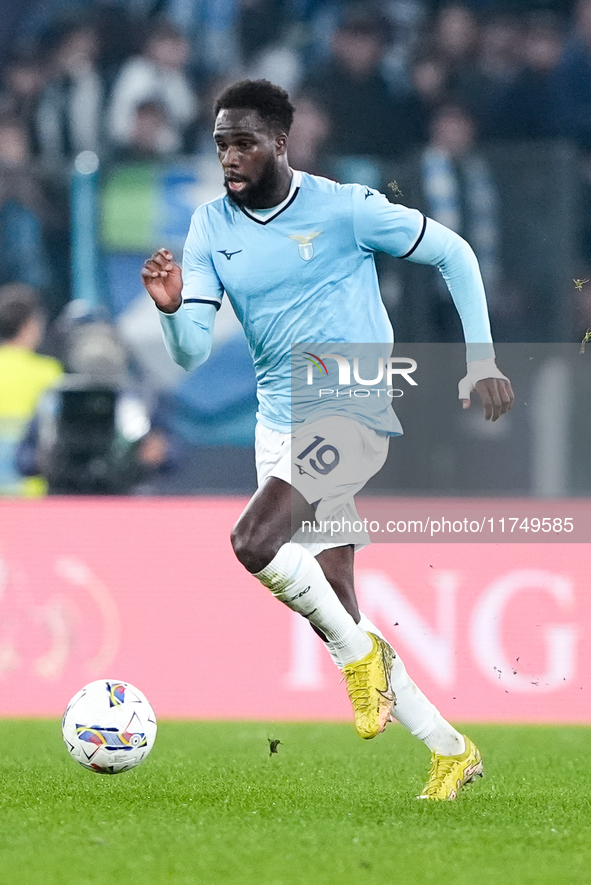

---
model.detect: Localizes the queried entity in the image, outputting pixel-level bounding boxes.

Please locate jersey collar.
[239,169,301,225]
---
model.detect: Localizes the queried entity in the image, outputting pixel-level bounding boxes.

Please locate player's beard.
[224,156,284,210]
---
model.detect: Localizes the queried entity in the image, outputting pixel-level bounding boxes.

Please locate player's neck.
[256,163,292,209]
[274,164,293,206]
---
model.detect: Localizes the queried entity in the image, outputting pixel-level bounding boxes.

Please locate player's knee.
[230,518,277,574]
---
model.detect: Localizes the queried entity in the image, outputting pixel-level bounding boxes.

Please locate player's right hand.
[141,248,183,314]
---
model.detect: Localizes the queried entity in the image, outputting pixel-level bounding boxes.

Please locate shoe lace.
[423,755,458,796]
[341,662,373,711]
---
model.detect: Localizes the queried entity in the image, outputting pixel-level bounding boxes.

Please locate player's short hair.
[213,79,295,134]
[0,283,42,341]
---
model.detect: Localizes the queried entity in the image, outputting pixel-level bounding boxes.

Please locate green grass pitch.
[1,720,590,885]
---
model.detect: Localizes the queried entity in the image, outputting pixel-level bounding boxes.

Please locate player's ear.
[275,133,287,155]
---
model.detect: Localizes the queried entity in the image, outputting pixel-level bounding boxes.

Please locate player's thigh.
[287,416,389,519]
[250,418,388,551]
[254,422,290,487]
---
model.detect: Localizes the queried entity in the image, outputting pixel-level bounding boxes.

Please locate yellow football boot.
[342,633,396,739]
[418,735,484,800]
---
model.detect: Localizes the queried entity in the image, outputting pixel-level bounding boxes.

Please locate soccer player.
[141,79,514,800]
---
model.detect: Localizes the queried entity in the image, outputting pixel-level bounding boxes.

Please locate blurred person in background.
[429,2,479,76]
[464,12,523,139]
[301,4,422,164]
[0,49,45,157]
[238,0,291,74]
[378,0,428,95]
[414,101,501,338]
[496,11,565,140]
[35,18,105,162]
[107,20,199,156]
[238,0,317,95]
[92,3,142,92]
[112,98,180,162]
[0,282,62,496]
[163,0,241,83]
[429,7,522,140]
[554,0,591,148]
[283,91,332,176]
[410,52,453,125]
[0,114,52,292]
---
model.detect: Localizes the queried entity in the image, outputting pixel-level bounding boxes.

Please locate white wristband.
[458,358,508,400]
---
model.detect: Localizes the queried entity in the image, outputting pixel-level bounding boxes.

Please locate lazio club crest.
[289,231,322,261]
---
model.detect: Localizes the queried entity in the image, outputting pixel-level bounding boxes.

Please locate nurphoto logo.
[304,352,417,397]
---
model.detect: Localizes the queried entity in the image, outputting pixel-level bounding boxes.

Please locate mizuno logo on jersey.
[217,249,242,260]
[364,188,373,199]
[288,231,322,261]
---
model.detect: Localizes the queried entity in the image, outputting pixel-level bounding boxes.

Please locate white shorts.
[255,416,389,553]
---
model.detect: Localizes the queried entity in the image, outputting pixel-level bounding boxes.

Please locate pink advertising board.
[0,497,589,723]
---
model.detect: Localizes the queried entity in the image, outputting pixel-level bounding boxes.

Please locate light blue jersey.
[160,170,494,434]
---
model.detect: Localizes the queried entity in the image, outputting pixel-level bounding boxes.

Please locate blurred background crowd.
[1,0,591,498]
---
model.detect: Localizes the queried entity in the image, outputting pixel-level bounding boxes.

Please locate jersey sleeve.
[158,207,221,371]
[181,207,224,309]
[351,184,425,258]
[405,217,495,360]
[158,300,217,372]
[352,184,494,362]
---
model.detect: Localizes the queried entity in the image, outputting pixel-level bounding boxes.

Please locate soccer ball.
[62,679,157,774]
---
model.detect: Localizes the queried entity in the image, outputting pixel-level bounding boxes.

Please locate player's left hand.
[465,377,514,421]
[458,359,515,421]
